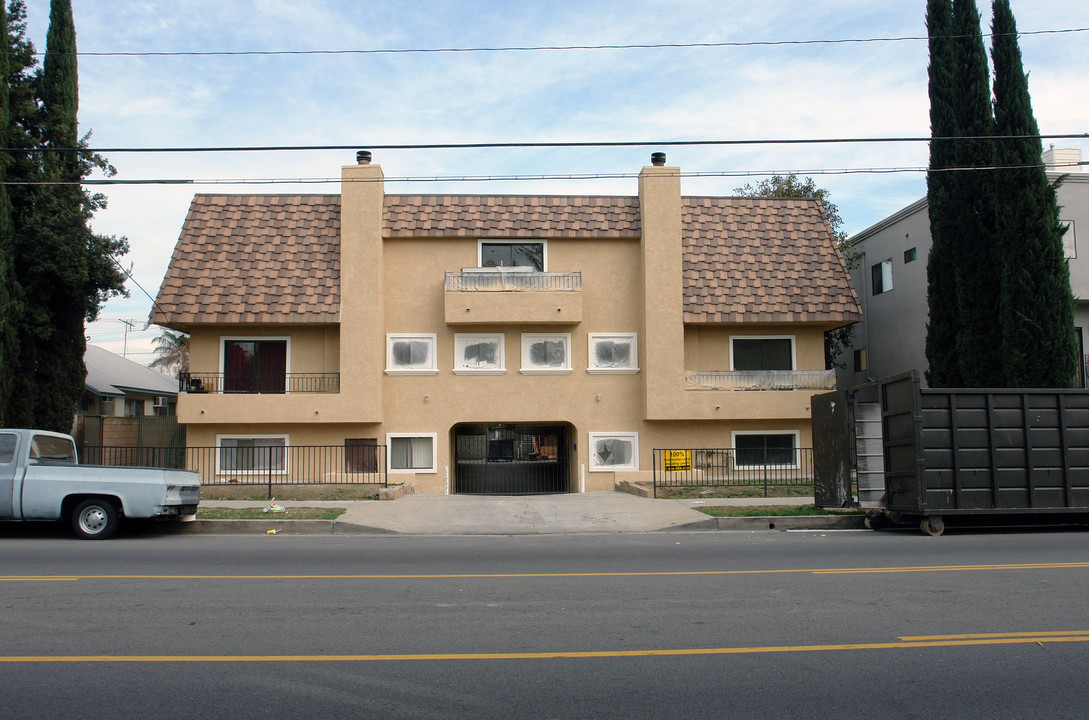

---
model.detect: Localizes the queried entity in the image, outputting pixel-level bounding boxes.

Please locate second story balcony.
[180,372,341,394]
[444,269,583,325]
[685,369,836,391]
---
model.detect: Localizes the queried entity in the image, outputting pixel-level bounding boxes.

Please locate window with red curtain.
[224,341,286,393]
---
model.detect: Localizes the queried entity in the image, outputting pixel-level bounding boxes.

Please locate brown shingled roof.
[384,195,641,237]
[151,195,340,327]
[681,197,861,324]
[152,192,860,328]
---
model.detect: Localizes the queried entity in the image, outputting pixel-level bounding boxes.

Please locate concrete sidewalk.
[191,491,865,535]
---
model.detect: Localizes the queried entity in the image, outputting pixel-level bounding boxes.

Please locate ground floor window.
[345,438,378,473]
[218,436,287,473]
[387,433,436,473]
[588,432,639,471]
[732,431,799,468]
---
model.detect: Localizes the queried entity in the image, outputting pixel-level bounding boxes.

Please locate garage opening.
[452,423,572,494]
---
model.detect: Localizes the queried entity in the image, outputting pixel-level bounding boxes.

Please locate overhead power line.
[40,27,1089,58]
[5,160,1084,187]
[4,132,1087,155]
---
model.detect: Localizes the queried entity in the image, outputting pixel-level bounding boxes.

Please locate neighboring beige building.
[151,153,860,494]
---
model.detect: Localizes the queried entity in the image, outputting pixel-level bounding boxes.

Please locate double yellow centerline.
[4,561,1089,581]
[3,632,1088,663]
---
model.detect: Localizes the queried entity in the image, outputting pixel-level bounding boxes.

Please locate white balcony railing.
[445,269,581,292]
[685,369,836,391]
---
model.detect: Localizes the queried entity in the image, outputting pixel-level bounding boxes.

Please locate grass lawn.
[196,507,347,520]
[652,485,813,500]
[695,504,862,518]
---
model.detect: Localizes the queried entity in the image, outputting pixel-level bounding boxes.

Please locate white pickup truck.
[0,429,200,539]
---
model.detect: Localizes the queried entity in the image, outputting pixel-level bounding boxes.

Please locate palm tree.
[149,328,189,377]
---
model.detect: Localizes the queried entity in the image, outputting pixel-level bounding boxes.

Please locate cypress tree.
[1,0,40,428]
[991,0,1078,386]
[948,0,1001,387]
[31,0,87,431]
[0,0,14,425]
[924,0,962,387]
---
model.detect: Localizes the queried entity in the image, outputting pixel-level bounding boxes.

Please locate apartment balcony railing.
[685,369,837,391]
[445,270,582,292]
[179,372,341,394]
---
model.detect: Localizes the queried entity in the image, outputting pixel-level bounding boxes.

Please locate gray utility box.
[814,372,1089,535]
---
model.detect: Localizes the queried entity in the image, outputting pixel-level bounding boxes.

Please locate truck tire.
[71,498,119,540]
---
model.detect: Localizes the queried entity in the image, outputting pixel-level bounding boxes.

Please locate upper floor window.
[872,259,893,295]
[1062,220,1076,259]
[588,333,639,374]
[479,240,545,271]
[904,247,917,263]
[454,333,505,375]
[223,338,288,393]
[731,336,795,371]
[386,334,438,375]
[521,333,571,374]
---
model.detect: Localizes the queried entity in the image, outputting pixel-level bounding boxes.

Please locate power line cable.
[6,159,1084,187]
[5,132,1087,155]
[40,27,1089,57]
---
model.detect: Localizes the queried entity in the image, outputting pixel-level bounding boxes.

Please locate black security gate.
[453,423,571,494]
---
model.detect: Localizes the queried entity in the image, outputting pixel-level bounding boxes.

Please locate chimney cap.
[356,150,373,165]
[650,152,666,166]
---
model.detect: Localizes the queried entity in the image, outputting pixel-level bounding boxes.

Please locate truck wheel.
[72,498,119,540]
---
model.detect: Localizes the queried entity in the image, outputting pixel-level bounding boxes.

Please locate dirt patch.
[199,484,383,501]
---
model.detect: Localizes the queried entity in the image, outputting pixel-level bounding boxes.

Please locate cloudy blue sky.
[19,1,1088,363]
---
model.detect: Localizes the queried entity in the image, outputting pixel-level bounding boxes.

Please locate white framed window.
[386,334,438,375]
[588,432,639,472]
[453,333,505,375]
[217,435,288,475]
[730,336,796,371]
[871,259,893,295]
[588,333,639,373]
[731,430,800,469]
[386,433,437,473]
[478,240,546,271]
[521,333,572,374]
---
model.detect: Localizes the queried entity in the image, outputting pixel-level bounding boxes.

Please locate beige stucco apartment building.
[151,153,860,494]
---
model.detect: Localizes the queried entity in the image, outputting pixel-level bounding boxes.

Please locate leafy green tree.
[991,0,1078,387]
[149,329,190,378]
[924,0,963,388]
[733,174,857,369]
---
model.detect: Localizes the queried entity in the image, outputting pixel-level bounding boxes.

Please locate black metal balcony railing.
[179,372,340,394]
[445,270,582,292]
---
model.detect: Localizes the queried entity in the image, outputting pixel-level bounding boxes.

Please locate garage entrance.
[452,423,572,494]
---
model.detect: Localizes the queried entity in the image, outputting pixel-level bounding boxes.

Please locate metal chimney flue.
[356,150,373,165]
[651,152,666,166]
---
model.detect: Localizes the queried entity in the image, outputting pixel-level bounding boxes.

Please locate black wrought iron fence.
[80,445,387,490]
[179,372,340,394]
[652,447,815,498]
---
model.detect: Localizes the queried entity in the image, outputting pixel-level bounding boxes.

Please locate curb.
[172,515,867,535]
[667,515,867,532]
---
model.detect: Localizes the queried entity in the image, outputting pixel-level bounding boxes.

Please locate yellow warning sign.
[663,450,692,472]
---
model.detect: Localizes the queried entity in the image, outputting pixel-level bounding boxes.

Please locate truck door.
[0,432,17,518]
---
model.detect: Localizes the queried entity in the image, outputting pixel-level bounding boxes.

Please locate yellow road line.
[2,633,1087,663]
[4,562,1089,581]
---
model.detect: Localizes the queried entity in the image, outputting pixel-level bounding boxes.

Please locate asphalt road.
[2,526,1088,719]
